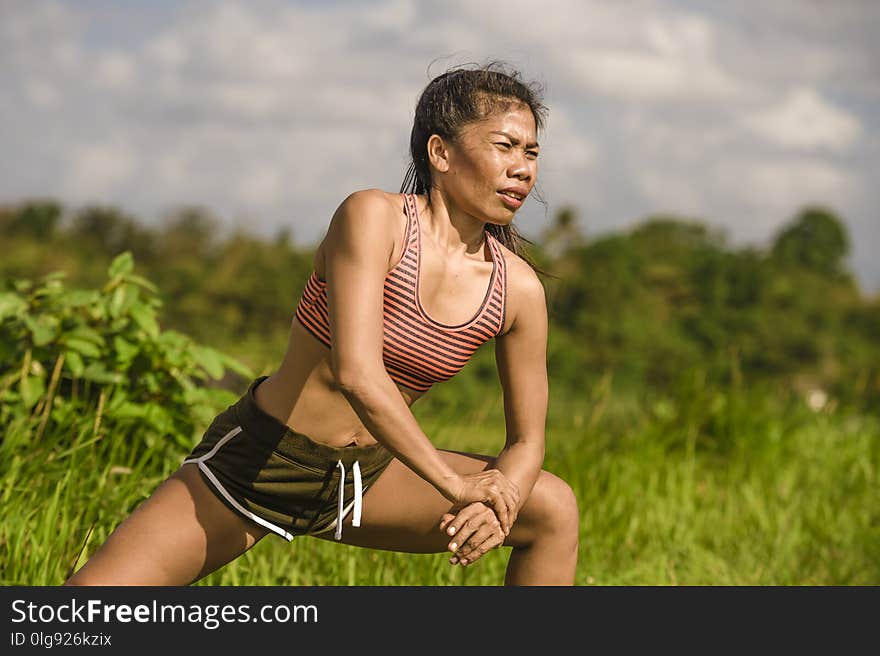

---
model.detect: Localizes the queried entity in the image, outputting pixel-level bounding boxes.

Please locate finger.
[443,503,484,540]
[490,493,510,535]
[456,530,504,566]
[456,521,500,560]
[439,512,456,532]
[445,508,485,553]
[449,513,500,564]
[481,485,506,528]
[448,519,481,554]
[503,492,519,534]
[508,506,519,532]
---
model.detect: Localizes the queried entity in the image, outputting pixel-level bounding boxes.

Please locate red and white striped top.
[294,193,507,392]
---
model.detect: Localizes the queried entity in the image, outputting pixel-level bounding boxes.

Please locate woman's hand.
[439,502,507,567]
[450,469,520,535]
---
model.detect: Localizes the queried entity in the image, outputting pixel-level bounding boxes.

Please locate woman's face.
[436,103,539,226]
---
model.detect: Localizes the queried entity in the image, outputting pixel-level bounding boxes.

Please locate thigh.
[66,464,269,586]
[314,450,529,553]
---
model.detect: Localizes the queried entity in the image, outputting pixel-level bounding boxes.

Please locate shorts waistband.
[233,376,391,472]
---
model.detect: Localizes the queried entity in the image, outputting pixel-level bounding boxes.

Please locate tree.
[1,200,62,239]
[540,205,583,261]
[771,207,849,278]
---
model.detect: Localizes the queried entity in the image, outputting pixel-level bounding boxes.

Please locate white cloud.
[62,140,138,201]
[236,166,283,207]
[539,105,600,205]
[145,33,188,69]
[742,87,862,152]
[714,159,857,218]
[95,52,136,91]
[24,78,60,109]
[621,109,736,161]
[636,171,706,216]
[567,13,745,103]
[1,0,878,291]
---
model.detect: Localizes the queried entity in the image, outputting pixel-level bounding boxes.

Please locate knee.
[525,471,579,542]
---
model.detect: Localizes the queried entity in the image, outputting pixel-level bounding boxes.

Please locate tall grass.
[1,375,877,586]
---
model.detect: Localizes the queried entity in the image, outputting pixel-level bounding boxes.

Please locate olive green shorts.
[183,377,394,541]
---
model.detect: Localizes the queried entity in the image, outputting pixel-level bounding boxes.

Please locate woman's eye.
[526,150,539,159]
[495,142,512,150]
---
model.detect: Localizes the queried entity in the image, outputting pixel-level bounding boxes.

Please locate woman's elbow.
[333,365,385,397]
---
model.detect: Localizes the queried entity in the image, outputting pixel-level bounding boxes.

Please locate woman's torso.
[254,191,514,448]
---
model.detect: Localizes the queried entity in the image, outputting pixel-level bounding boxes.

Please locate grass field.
[1,377,877,586]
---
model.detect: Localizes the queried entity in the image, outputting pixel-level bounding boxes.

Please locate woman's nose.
[508,157,533,181]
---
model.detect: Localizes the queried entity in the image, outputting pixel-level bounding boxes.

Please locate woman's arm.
[439,262,549,564]
[323,190,520,528]
[490,260,549,515]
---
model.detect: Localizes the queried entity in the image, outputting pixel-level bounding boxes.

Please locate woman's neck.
[424,188,486,258]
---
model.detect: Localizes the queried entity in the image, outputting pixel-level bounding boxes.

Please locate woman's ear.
[427,134,450,173]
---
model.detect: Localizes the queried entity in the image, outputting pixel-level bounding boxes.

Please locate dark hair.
[400,61,551,277]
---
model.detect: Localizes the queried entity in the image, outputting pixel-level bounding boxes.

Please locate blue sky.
[2,0,878,291]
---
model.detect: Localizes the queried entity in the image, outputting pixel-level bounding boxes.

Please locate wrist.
[437,473,463,502]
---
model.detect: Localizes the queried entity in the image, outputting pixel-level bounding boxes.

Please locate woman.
[65,63,579,586]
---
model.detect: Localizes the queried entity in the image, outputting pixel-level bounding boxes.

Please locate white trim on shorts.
[183,425,296,541]
[183,425,363,542]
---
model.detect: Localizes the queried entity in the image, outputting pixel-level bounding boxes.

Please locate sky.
[2,0,878,292]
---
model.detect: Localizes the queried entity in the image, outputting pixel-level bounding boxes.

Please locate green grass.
[1,381,877,586]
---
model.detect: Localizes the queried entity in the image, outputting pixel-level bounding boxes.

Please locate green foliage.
[0,252,253,460]
[771,206,850,277]
[2,378,877,585]
[0,200,62,240]
[0,198,878,585]
[2,196,877,410]
[542,207,878,407]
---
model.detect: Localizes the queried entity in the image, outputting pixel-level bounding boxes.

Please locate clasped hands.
[440,468,520,567]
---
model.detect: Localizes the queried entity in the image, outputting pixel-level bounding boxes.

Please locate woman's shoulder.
[335,188,405,220]
[494,240,545,298]
[493,240,547,336]
[315,189,406,273]
[321,188,405,242]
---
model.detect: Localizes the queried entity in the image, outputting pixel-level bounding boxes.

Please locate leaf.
[40,271,67,284]
[33,278,65,298]
[82,362,125,385]
[108,283,141,319]
[23,315,57,346]
[108,401,148,420]
[109,285,127,318]
[129,302,159,339]
[194,345,224,380]
[122,273,158,293]
[65,350,85,377]
[108,251,134,277]
[219,352,254,379]
[0,293,27,321]
[141,372,160,394]
[63,290,100,308]
[64,326,105,346]
[20,375,46,408]
[113,335,139,364]
[63,337,102,359]
[141,403,174,435]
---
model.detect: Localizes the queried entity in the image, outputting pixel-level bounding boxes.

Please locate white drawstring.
[352,461,363,528]
[334,460,363,540]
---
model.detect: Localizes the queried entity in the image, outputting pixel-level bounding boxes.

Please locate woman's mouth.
[497,190,524,209]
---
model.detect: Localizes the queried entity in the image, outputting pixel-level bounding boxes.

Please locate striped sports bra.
[294,193,507,392]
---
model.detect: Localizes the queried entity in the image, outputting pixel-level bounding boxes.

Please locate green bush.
[0,252,253,461]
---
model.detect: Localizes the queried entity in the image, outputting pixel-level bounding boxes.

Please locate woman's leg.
[65,463,270,586]
[316,450,580,585]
